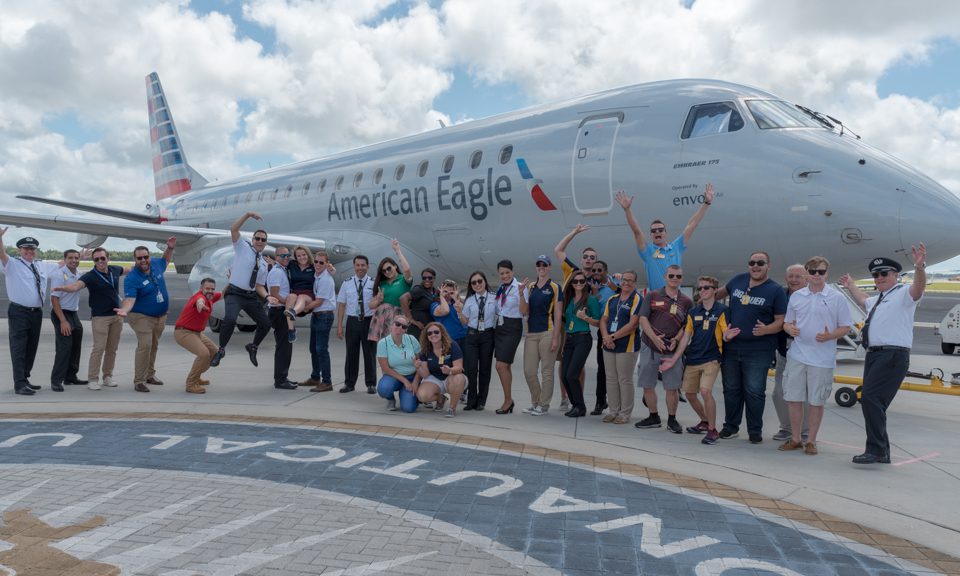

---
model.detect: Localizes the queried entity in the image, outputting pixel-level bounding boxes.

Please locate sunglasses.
[315,260,326,266]
[393,321,409,330]
[748,260,767,267]
[135,255,150,261]
[470,279,485,285]
[571,278,587,285]
[582,255,597,260]
[535,262,549,268]
[871,270,893,278]
[650,227,665,234]
[591,268,604,274]
[382,265,395,272]
[698,285,715,291]
[427,329,441,336]
[421,275,435,281]
[807,269,828,276]
[93,256,107,263]
[667,273,682,279]
[278,253,292,259]
[253,236,267,242]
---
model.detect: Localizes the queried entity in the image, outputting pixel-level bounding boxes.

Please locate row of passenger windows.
[176,145,515,213]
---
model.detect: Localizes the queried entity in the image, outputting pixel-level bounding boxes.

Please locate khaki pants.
[523,330,557,408]
[604,350,640,419]
[127,313,166,384]
[88,315,123,381]
[174,327,218,386]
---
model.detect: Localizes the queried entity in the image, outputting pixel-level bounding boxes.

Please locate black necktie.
[862,286,899,348]
[477,295,486,328]
[357,278,365,319]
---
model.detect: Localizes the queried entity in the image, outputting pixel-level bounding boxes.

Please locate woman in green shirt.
[368,239,413,341]
[560,270,601,417]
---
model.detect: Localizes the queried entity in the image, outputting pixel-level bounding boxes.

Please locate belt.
[10,302,42,312]
[230,287,258,296]
[867,345,909,352]
[468,327,492,335]
[313,311,335,316]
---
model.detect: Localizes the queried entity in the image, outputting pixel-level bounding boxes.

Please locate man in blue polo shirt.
[615,183,715,290]
[116,239,175,393]
[715,251,787,444]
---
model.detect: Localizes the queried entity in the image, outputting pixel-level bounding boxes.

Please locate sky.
[1,0,960,269]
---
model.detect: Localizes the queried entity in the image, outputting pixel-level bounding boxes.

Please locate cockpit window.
[746,100,823,130]
[681,102,744,139]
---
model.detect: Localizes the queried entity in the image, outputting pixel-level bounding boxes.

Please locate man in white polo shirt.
[50,249,89,391]
[0,230,62,395]
[780,256,852,456]
[840,245,926,465]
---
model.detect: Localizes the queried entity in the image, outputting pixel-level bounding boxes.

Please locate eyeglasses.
[93,256,107,263]
[421,275,434,281]
[748,260,767,267]
[621,277,636,284]
[470,279,484,285]
[277,254,291,259]
[535,262,549,267]
[698,285,715,291]
[650,227,665,234]
[393,321,409,330]
[253,236,267,242]
[871,270,893,278]
[135,255,150,261]
[571,278,587,285]
[382,265,395,273]
[582,254,597,261]
[807,269,828,276]
[668,273,682,279]
[427,329,441,336]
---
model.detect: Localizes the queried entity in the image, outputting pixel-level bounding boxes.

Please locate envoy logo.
[516,158,557,211]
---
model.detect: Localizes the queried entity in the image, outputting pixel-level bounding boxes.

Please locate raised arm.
[682,183,714,244]
[554,224,589,265]
[392,239,412,283]
[909,243,927,301]
[615,191,645,252]
[230,212,261,243]
[162,236,176,265]
[838,273,868,309]
[0,227,9,266]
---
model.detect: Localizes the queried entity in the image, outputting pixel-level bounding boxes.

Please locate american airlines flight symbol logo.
[516,159,557,211]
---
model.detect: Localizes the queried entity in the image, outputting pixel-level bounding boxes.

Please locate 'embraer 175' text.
[328,168,512,223]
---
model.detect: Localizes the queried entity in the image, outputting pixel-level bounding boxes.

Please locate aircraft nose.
[898,181,960,265]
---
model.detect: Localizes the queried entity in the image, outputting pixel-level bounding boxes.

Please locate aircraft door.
[571,112,623,214]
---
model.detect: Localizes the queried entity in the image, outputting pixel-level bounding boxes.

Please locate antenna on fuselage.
[438,119,446,128]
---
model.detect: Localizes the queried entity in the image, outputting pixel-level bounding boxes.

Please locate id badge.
[568,320,574,331]
[156,292,164,304]
[703,320,710,331]
[609,319,619,332]
[669,304,677,315]
[497,313,503,327]
[740,294,750,305]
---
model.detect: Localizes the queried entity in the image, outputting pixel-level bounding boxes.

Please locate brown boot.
[185,383,206,394]
[199,378,211,386]
[310,382,333,392]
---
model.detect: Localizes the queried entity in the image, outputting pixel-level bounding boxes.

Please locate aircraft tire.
[941,341,956,355]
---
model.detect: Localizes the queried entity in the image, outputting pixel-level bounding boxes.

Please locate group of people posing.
[2,182,925,464]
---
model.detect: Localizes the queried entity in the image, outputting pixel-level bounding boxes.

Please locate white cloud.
[2,0,960,253]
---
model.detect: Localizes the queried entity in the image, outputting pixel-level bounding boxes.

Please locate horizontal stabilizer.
[0,209,334,253]
[16,195,162,223]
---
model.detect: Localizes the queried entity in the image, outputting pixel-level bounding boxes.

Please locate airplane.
[2,72,958,331]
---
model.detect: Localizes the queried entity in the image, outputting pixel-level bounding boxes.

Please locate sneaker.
[445,408,455,418]
[288,328,297,343]
[560,399,570,411]
[522,405,539,414]
[284,309,296,321]
[804,442,818,455]
[772,429,792,442]
[778,439,804,451]
[702,429,720,445]
[460,392,467,404]
[749,435,763,444]
[634,414,662,429]
[386,398,397,412]
[530,406,548,416]
[87,379,101,391]
[210,347,225,367]
[686,421,709,434]
[718,428,738,440]
[102,376,116,387]
[602,414,617,423]
[666,418,682,434]
[134,383,150,393]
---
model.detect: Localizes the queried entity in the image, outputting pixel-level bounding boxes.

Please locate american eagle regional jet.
[1,73,958,313]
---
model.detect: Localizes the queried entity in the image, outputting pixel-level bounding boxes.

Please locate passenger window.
[258,190,265,201]
[499,145,513,164]
[233,194,240,206]
[335,176,344,191]
[442,155,454,174]
[374,168,383,185]
[302,182,310,196]
[418,160,429,177]
[354,172,363,188]
[395,164,405,181]
[270,188,279,201]
[681,102,744,139]
[470,150,482,169]
[284,185,292,199]
[245,192,252,203]
[318,179,326,194]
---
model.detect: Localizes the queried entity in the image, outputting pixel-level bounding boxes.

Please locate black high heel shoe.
[590,403,607,416]
[495,401,515,414]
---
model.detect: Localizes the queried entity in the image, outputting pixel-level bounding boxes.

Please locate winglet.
[145,72,207,201]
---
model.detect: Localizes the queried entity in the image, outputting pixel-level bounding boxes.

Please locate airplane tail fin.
[145,72,208,201]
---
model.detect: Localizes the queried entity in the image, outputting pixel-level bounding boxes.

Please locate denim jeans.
[377,373,419,413]
[721,346,775,437]
[310,312,334,383]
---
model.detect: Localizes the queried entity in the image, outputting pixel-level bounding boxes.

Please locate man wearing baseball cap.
[0,230,63,395]
[839,244,926,464]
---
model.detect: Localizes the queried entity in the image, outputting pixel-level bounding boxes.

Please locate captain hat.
[867,257,902,274]
[16,237,39,249]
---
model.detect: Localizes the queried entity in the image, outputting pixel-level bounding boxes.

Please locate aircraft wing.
[0,210,330,252]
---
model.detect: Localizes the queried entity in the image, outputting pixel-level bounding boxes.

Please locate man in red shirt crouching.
[174,278,222,394]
